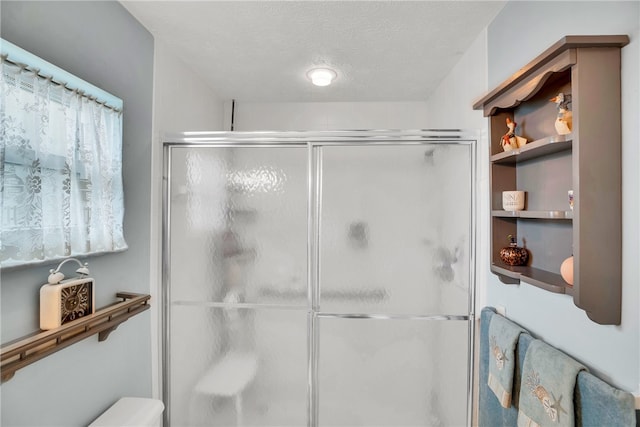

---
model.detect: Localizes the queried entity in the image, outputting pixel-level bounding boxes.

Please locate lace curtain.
[0,57,127,268]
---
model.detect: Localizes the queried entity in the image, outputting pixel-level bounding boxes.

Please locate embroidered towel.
[487,313,526,408]
[517,340,586,427]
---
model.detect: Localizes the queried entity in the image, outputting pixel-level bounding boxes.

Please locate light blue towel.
[487,313,526,408]
[480,307,636,427]
[518,340,587,427]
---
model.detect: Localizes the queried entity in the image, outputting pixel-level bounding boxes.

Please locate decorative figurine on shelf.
[499,234,529,266]
[550,92,572,135]
[501,117,527,152]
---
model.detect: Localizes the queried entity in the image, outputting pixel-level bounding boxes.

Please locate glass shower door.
[165,145,310,426]
[164,134,475,427]
[314,144,473,426]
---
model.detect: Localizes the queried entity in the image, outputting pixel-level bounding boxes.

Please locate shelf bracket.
[98,326,119,342]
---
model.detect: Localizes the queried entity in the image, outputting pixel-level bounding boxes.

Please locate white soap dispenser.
[40,258,95,330]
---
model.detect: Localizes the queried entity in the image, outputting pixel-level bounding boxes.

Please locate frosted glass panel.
[317,317,469,427]
[165,136,476,427]
[168,146,308,305]
[319,144,472,315]
[169,305,308,426]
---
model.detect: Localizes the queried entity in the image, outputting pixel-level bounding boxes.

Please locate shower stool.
[195,352,258,426]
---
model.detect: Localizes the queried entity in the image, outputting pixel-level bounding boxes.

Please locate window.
[1,44,126,268]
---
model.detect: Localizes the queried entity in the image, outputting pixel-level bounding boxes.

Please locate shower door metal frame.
[162,129,478,427]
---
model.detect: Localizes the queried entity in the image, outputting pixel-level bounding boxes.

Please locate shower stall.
[163,130,476,426]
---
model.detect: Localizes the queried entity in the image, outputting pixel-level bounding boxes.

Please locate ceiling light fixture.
[307,68,337,87]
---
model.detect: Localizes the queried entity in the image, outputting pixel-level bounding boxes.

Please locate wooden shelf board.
[492,210,573,219]
[0,292,150,383]
[491,264,572,294]
[491,134,572,164]
[473,35,630,110]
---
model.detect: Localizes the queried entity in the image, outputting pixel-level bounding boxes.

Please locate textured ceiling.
[121,1,505,102]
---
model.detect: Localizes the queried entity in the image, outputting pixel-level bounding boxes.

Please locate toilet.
[89,397,164,427]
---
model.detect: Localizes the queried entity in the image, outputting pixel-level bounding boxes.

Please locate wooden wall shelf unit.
[473,35,629,325]
[0,292,150,383]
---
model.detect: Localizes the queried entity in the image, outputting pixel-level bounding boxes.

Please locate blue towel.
[518,340,586,427]
[479,307,637,426]
[487,313,526,408]
[575,371,637,427]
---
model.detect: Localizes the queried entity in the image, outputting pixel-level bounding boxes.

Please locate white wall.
[153,41,225,134]
[484,1,639,393]
[233,101,429,131]
[149,40,225,400]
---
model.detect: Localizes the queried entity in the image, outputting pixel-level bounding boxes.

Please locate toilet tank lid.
[89,397,164,427]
